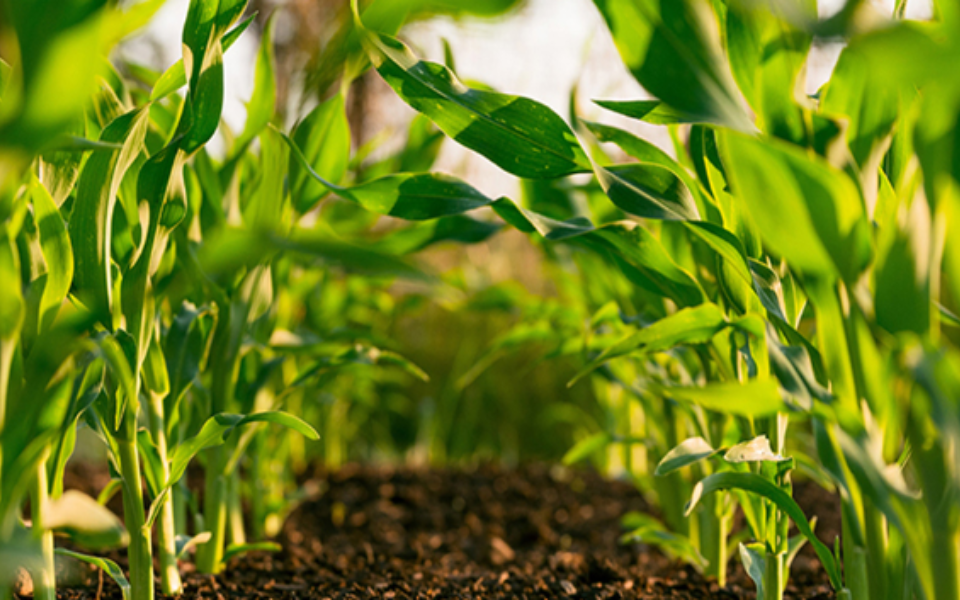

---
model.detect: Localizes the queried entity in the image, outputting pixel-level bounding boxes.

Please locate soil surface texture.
[52,463,837,599]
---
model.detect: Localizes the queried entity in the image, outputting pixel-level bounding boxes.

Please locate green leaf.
[491,199,704,306]
[620,512,707,569]
[0,229,24,341]
[372,215,502,254]
[45,490,129,549]
[357,16,590,179]
[237,410,320,441]
[168,411,318,488]
[562,432,612,465]
[656,437,719,476]
[70,109,150,327]
[596,163,700,221]
[151,13,256,101]
[577,304,728,378]
[667,378,785,418]
[725,0,813,144]
[236,13,277,149]
[289,93,351,213]
[0,1,108,152]
[222,541,281,564]
[180,41,224,154]
[200,226,429,281]
[720,130,872,282]
[163,303,213,425]
[55,549,130,600]
[739,542,767,598]
[593,0,753,131]
[176,532,212,559]
[593,99,703,125]
[283,127,495,219]
[687,472,842,590]
[102,0,168,47]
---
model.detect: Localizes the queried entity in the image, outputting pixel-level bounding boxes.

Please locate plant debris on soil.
[54,464,837,599]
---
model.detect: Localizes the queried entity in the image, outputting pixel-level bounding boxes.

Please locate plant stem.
[930,528,960,600]
[841,508,870,600]
[30,458,56,600]
[117,435,154,600]
[196,448,228,574]
[764,552,784,600]
[148,395,181,596]
[862,496,887,599]
[227,472,245,546]
[0,337,13,495]
[699,492,729,586]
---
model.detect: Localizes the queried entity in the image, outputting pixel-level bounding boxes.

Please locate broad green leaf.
[163,303,213,425]
[283,128,495,219]
[101,0,168,48]
[578,303,727,375]
[244,126,288,230]
[31,177,75,334]
[562,432,612,465]
[874,213,931,336]
[821,43,899,171]
[725,0,814,144]
[151,13,256,101]
[39,118,87,206]
[168,411,318,487]
[739,542,767,598]
[0,230,24,340]
[45,490,129,549]
[593,99,703,125]
[181,41,224,154]
[222,541,281,563]
[593,0,753,131]
[0,1,106,152]
[357,17,591,179]
[667,378,785,418]
[492,200,704,305]
[656,437,719,476]
[55,549,130,600]
[289,94,351,213]
[372,215,502,254]
[168,413,246,486]
[236,13,277,149]
[176,532,213,559]
[99,333,139,430]
[596,164,700,221]
[720,131,872,282]
[236,410,320,441]
[686,471,842,590]
[724,435,784,463]
[620,512,707,569]
[199,226,429,281]
[70,108,150,327]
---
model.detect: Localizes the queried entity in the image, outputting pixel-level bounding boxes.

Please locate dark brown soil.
[52,463,837,599]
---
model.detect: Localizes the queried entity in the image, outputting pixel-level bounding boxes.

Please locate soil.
[52,463,838,599]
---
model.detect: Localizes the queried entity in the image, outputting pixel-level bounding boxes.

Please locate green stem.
[764,552,784,600]
[862,497,887,600]
[148,395,181,596]
[0,337,13,497]
[30,458,56,600]
[841,508,870,600]
[196,448,228,574]
[699,492,729,586]
[930,529,960,600]
[117,436,154,600]
[226,472,245,546]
